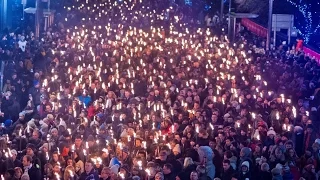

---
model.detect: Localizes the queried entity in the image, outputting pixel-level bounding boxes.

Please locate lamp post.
[21,0,26,20]
[220,0,224,21]
[266,0,274,50]
[227,0,232,39]
[35,0,40,38]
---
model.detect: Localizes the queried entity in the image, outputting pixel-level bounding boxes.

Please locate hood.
[229,156,237,163]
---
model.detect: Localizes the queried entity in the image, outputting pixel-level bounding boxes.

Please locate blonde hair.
[21,172,30,180]
[64,165,76,180]
[183,157,194,168]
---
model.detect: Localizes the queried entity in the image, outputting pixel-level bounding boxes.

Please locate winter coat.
[221,167,237,180]
[256,171,272,180]
[79,169,99,180]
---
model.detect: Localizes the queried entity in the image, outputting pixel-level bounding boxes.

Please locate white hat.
[294,126,303,133]
[90,120,99,127]
[11,149,17,156]
[241,161,250,169]
[267,127,276,136]
[59,120,67,129]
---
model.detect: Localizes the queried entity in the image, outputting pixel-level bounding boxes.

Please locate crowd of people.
[0,0,320,180]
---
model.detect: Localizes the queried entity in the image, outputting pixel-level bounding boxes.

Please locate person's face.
[15,170,22,178]
[32,132,39,139]
[175,135,181,141]
[67,159,73,166]
[12,154,17,160]
[51,130,58,137]
[302,116,308,123]
[288,149,295,157]
[125,91,130,97]
[159,153,167,161]
[223,163,230,171]
[53,165,60,173]
[211,115,218,123]
[181,137,186,144]
[163,166,171,174]
[22,157,30,167]
[275,149,283,158]
[255,146,261,152]
[26,148,34,156]
[100,170,110,179]
[241,166,248,172]
[225,139,231,146]
[19,115,24,120]
[135,140,141,147]
[307,128,313,133]
[85,162,93,173]
[75,138,82,146]
[285,144,292,150]
[45,105,51,112]
[155,174,163,180]
[240,130,246,136]
[53,154,59,161]
[190,172,198,180]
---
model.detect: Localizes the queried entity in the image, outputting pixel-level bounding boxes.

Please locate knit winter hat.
[241,147,251,157]
[267,127,276,136]
[261,163,270,171]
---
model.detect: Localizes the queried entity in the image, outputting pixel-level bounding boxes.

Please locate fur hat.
[267,127,276,136]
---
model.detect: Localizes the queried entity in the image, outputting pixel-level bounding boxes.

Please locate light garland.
[286,0,319,44]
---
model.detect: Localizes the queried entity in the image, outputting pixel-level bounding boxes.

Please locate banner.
[241,18,320,64]
[304,47,320,64]
[241,18,268,38]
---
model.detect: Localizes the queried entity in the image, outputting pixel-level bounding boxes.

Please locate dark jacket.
[79,169,100,180]
[221,167,237,180]
[164,172,176,180]
[257,171,272,180]
[27,165,42,180]
[181,164,197,180]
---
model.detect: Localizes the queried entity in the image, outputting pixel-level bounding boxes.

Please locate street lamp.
[266,0,274,50]
[227,0,232,39]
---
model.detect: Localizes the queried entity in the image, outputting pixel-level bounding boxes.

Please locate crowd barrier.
[241,18,320,64]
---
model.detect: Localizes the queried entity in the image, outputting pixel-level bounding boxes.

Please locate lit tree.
[285,0,320,43]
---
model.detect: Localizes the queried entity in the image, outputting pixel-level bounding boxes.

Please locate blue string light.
[286,0,319,44]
